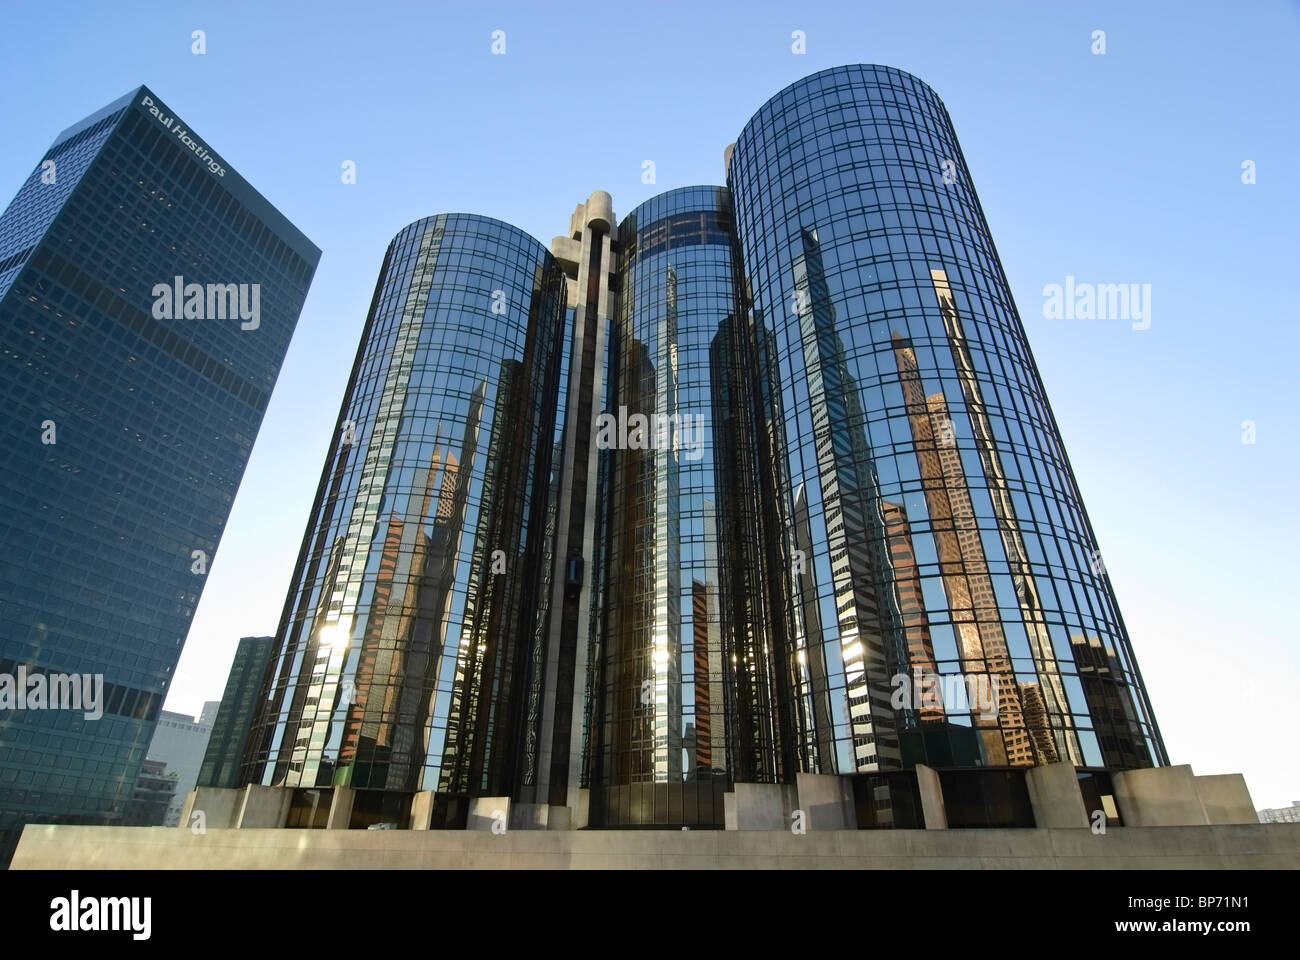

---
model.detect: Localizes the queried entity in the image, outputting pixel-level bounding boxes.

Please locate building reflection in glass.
[587,188,734,813]
[726,64,1167,775]
[241,215,568,799]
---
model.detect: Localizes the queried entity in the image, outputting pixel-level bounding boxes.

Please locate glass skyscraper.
[726,65,1163,781]
[0,86,318,863]
[197,636,275,790]
[236,65,1165,832]
[240,215,568,823]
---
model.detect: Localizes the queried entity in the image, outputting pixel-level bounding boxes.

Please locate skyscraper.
[0,86,319,863]
[197,636,275,790]
[234,65,1165,833]
[239,215,568,825]
[724,65,1164,789]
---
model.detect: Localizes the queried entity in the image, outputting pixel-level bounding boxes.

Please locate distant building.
[197,637,275,790]
[1258,802,1300,823]
[144,702,219,826]
[122,758,176,827]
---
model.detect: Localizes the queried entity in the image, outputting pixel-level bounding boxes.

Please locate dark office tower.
[0,86,318,863]
[584,187,735,825]
[726,64,1166,775]
[241,215,568,813]
[197,636,275,790]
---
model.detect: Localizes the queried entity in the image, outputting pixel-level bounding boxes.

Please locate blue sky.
[2,0,1297,807]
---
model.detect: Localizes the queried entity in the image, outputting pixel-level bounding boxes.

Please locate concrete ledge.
[12,823,1300,869]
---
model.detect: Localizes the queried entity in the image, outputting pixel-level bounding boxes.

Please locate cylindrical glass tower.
[242,214,568,809]
[726,65,1165,777]
[585,186,743,825]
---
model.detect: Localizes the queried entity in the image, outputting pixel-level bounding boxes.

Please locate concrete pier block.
[1113,765,1209,826]
[1026,762,1089,828]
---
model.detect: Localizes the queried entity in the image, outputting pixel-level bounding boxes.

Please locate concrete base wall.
[1026,763,1089,828]
[509,803,549,831]
[13,822,1300,869]
[724,783,795,830]
[180,787,241,831]
[237,786,292,829]
[1194,774,1257,825]
[795,773,855,830]
[467,797,509,832]
[1114,765,1208,826]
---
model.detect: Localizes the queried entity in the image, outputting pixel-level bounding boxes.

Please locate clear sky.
[2,0,1296,808]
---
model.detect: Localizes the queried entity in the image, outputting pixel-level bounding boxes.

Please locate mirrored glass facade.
[0,86,319,863]
[725,64,1165,776]
[234,64,1167,831]
[584,187,738,823]
[241,215,568,798]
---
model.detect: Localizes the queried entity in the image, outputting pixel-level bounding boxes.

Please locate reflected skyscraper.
[725,65,1164,786]
[239,215,568,817]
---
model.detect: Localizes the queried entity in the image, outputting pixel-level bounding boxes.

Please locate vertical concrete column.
[1193,774,1257,824]
[236,785,291,828]
[410,791,437,830]
[467,797,510,832]
[795,773,855,830]
[1113,765,1209,826]
[915,764,947,830]
[326,786,356,830]
[179,787,241,830]
[1025,762,1089,828]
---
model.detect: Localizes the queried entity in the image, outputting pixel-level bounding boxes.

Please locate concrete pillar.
[467,797,510,832]
[326,786,355,830]
[409,791,437,830]
[1026,762,1089,828]
[547,806,572,831]
[574,788,590,830]
[1194,774,1257,824]
[236,785,291,828]
[179,787,241,830]
[1113,764,1209,826]
[795,773,855,830]
[509,802,549,831]
[724,783,791,830]
[915,764,947,830]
